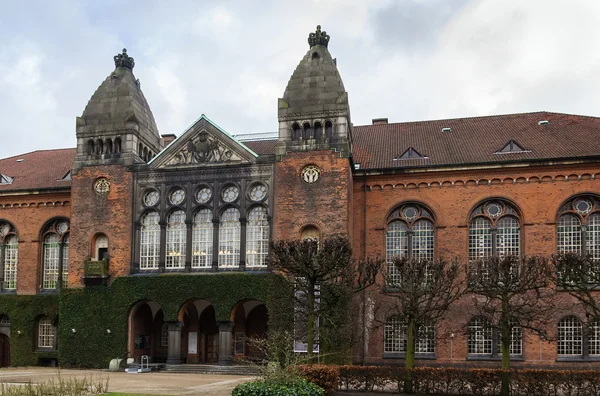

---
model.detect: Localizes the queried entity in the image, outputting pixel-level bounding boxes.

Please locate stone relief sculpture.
[168,132,237,165]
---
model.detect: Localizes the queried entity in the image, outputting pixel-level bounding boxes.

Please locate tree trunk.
[404,319,416,394]
[306,285,315,364]
[500,299,511,396]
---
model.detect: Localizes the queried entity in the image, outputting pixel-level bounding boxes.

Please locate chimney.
[161,134,177,147]
[372,118,388,125]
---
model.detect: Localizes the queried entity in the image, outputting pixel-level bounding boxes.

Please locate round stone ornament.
[57,221,69,234]
[170,189,186,205]
[94,178,110,194]
[249,184,267,202]
[222,186,239,203]
[144,190,160,207]
[402,206,419,221]
[301,165,320,183]
[196,187,212,204]
[574,199,593,215]
[485,202,503,218]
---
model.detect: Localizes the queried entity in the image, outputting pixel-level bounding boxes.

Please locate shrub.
[295,365,340,395]
[232,379,324,396]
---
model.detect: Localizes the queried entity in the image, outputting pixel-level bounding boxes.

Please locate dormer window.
[495,140,530,154]
[0,174,13,185]
[395,147,426,160]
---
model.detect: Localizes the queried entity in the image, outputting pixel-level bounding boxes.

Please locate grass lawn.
[104,393,175,396]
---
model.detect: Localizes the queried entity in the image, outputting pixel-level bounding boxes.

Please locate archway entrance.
[231,300,268,361]
[0,315,10,367]
[128,301,166,362]
[178,300,218,364]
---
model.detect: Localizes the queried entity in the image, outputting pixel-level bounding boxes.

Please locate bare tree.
[270,236,383,363]
[383,257,466,393]
[553,253,600,321]
[469,255,556,396]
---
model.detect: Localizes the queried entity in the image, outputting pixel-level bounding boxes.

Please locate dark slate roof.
[243,140,278,155]
[353,112,600,170]
[0,149,75,192]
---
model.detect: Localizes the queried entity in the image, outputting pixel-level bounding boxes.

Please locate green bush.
[232,379,324,396]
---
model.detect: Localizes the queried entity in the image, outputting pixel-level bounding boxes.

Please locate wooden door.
[0,334,10,367]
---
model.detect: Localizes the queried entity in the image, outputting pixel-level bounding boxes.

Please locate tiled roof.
[353,112,600,170]
[0,148,75,192]
[243,139,278,155]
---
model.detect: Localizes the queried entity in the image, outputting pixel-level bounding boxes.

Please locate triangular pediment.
[150,115,258,169]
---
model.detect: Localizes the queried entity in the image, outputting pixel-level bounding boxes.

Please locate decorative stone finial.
[308,25,330,48]
[114,48,135,70]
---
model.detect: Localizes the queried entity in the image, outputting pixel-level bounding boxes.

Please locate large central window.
[246,207,269,267]
[219,208,240,267]
[166,210,186,269]
[192,209,213,268]
[386,203,435,284]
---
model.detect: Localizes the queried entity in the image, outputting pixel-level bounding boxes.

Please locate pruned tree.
[553,253,600,321]
[270,236,383,363]
[383,256,466,393]
[468,255,556,396]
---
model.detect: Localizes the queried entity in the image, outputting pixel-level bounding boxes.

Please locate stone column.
[217,321,234,366]
[166,322,182,364]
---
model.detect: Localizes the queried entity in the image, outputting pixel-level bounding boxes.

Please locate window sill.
[35,349,58,354]
[556,356,600,362]
[0,290,16,294]
[383,353,436,360]
[467,355,524,361]
[39,289,58,294]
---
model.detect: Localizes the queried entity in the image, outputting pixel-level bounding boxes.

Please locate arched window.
[557,196,600,260]
[292,123,301,140]
[138,143,143,156]
[166,210,186,269]
[301,225,320,242]
[96,139,104,155]
[558,316,583,357]
[114,137,122,153]
[314,122,323,139]
[219,208,240,268]
[0,315,9,325]
[87,140,95,155]
[325,121,333,140]
[192,209,213,269]
[106,139,113,154]
[383,316,435,355]
[246,207,269,268]
[0,222,18,291]
[140,212,160,270]
[41,220,69,290]
[37,316,56,349]
[303,123,312,140]
[469,200,520,261]
[94,234,108,261]
[386,203,435,284]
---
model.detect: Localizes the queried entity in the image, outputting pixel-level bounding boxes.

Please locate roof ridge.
[0,147,76,162]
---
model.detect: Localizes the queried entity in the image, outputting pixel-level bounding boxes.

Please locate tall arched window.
[383,316,435,355]
[192,209,213,269]
[165,210,186,269]
[41,220,70,290]
[469,200,521,261]
[219,208,240,268]
[0,222,18,291]
[303,123,312,140]
[140,212,160,270]
[292,123,301,140]
[557,196,600,260]
[37,316,56,349]
[246,207,269,268]
[386,203,435,284]
[314,122,323,139]
[325,121,333,140]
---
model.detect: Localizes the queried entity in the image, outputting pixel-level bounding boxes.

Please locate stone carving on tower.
[276,25,352,159]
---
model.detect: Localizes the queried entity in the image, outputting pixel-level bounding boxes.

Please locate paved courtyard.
[0,367,255,395]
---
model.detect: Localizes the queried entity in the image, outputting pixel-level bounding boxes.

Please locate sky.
[1,0,599,159]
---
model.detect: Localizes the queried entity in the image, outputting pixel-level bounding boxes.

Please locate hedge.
[0,294,58,366]
[232,379,324,396]
[296,365,600,395]
[58,272,291,368]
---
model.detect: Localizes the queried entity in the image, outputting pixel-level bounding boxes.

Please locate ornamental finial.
[114,48,135,70]
[308,25,330,48]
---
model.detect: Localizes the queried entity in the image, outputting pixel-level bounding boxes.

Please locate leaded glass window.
[468,317,493,355]
[386,203,435,285]
[41,219,70,290]
[165,210,186,269]
[161,323,169,347]
[383,316,435,354]
[558,215,582,254]
[61,234,69,288]
[38,316,55,349]
[558,316,583,356]
[589,321,600,357]
[219,208,240,267]
[192,209,213,268]
[140,212,160,270]
[42,234,60,290]
[2,235,17,290]
[246,207,269,267]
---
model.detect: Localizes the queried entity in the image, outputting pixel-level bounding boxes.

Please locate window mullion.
[407,230,413,258]
[0,245,5,291]
[491,227,498,256]
[581,223,588,256]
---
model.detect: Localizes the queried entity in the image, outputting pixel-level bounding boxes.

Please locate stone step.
[162,364,260,375]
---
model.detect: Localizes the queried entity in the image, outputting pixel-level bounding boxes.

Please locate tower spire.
[308,25,330,48]
[114,48,135,70]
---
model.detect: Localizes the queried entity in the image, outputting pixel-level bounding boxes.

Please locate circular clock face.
[196,187,212,204]
[57,222,69,234]
[249,184,267,202]
[169,189,186,205]
[574,199,593,215]
[144,190,159,207]
[94,178,110,194]
[222,186,239,203]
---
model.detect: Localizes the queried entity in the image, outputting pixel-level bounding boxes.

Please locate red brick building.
[0,26,598,368]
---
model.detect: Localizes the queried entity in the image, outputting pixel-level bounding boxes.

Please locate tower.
[69,49,161,287]
[273,26,354,241]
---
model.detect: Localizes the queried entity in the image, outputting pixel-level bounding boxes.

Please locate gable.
[150,115,257,169]
[495,139,529,154]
